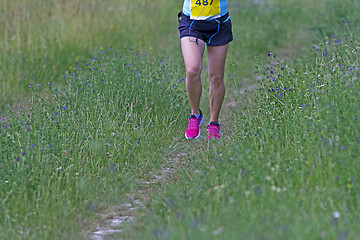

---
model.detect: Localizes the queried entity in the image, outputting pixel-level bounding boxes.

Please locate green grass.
[0,0,180,108]
[1,0,360,239]
[0,51,187,239]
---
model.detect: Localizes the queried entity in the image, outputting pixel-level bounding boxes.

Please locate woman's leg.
[181,37,206,115]
[207,44,229,123]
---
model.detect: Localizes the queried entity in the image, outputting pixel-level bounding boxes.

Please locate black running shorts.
[178,11,233,46]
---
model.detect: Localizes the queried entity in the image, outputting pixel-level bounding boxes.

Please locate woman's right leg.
[181,37,206,116]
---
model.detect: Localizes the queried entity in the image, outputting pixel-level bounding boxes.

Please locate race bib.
[190,0,221,20]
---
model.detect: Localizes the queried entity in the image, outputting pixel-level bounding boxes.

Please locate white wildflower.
[333,211,340,219]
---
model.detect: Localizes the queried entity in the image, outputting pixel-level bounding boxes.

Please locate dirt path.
[90,141,188,240]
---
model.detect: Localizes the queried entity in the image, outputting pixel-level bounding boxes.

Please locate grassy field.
[0,0,180,108]
[1,0,360,239]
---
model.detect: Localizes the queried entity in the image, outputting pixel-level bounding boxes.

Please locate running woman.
[178,0,233,140]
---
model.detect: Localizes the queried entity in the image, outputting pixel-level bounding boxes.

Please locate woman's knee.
[186,65,202,80]
[209,73,224,86]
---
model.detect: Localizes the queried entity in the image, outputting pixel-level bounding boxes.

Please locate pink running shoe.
[185,110,204,139]
[207,122,221,139]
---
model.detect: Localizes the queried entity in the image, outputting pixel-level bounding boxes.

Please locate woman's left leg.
[207,44,229,123]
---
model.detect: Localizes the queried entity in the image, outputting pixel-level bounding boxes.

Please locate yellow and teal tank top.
[182,0,229,20]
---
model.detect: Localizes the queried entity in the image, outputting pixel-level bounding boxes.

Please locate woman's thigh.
[207,44,229,80]
[181,37,206,74]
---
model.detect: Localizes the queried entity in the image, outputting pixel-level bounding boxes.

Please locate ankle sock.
[209,121,220,126]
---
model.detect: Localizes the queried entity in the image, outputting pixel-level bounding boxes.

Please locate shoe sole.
[185,116,204,140]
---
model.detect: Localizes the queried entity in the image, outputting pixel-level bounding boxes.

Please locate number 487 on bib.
[191,0,220,18]
[195,0,214,6]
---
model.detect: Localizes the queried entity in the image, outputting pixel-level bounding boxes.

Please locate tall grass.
[1,0,360,239]
[0,49,187,239]
[0,0,180,107]
[226,0,360,79]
